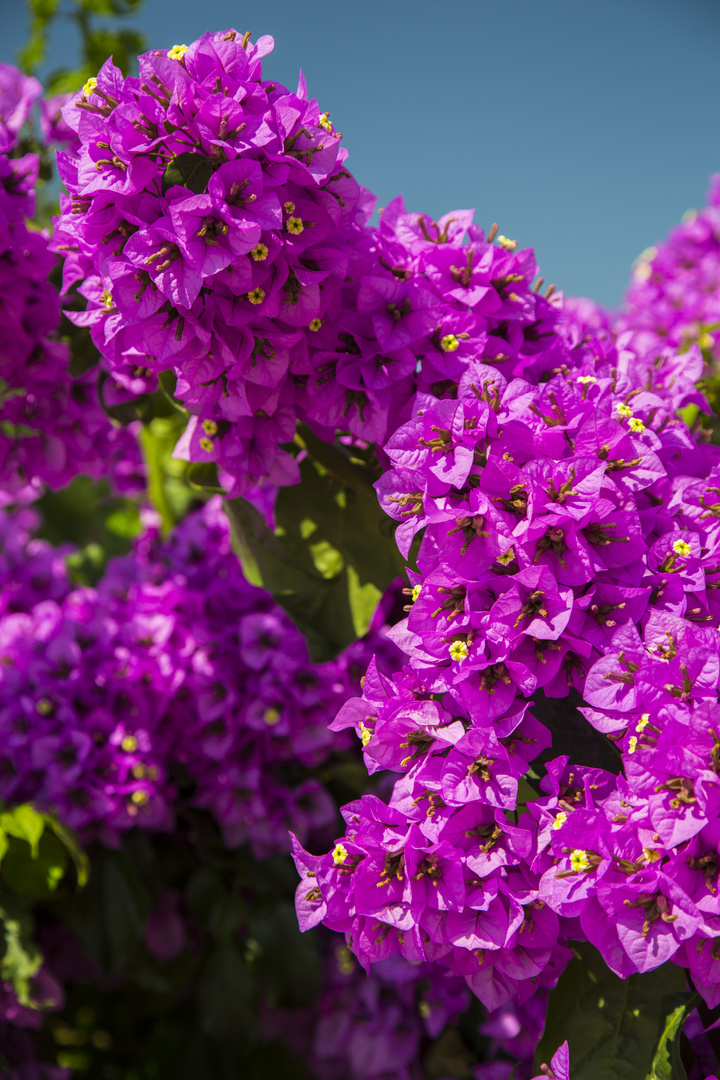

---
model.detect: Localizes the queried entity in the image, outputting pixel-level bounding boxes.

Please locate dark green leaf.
[196,939,254,1047]
[68,848,148,973]
[37,475,141,585]
[225,432,405,660]
[162,152,220,196]
[422,1026,477,1080]
[536,943,689,1080]
[246,902,320,1009]
[187,461,227,494]
[1,830,68,899]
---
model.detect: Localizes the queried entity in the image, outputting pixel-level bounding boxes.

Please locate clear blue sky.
[3,0,720,308]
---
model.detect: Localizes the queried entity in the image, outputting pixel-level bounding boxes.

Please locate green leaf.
[1,829,68,899]
[44,815,89,887]
[0,903,42,1006]
[225,430,405,660]
[246,901,320,1009]
[105,503,142,538]
[187,461,227,494]
[68,848,148,973]
[37,475,142,585]
[196,939,254,1047]
[0,804,45,857]
[162,152,220,196]
[648,991,699,1080]
[140,414,195,534]
[536,943,689,1080]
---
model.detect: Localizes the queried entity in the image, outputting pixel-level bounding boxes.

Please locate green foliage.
[37,475,143,585]
[140,412,201,533]
[536,943,691,1080]
[162,153,220,196]
[19,0,146,95]
[648,991,699,1080]
[226,425,406,660]
[0,804,87,1009]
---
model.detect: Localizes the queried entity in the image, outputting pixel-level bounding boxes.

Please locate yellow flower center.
[199,437,214,453]
[497,235,517,251]
[101,288,113,309]
[552,812,567,831]
[131,790,149,806]
[672,539,692,557]
[628,736,638,754]
[202,419,218,436]
[359,722,373,746]
[167,44,189,60]
[411,584,421,601]
[570,849,591,872]
[616,403,633,418]
[577,375,596,385]
[283,201,295,214]
[286,216,304,235]
[248,287,265,305]
[440,334,460,352]
[251,243,268,262]
[332,843,349,866]
[81,77,98,97]
[628,417,645,434]
[309,318,322,331]
[637,715,650,731]
[449,640,468,662]
[121,735,138,752]
[263,707,281,725]
[318,112,333,132]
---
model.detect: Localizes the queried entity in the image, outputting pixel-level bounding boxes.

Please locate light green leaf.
[0,804,45,858]
[648,991,698,1080]
[44,815,89,887]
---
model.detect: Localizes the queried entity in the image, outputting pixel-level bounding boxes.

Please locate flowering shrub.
[0,63,142,505]
[3,14,720,1080]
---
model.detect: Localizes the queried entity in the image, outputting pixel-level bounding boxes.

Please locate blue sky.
[3,0,720,308]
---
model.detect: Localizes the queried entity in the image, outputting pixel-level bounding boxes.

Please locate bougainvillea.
[0,63,142,504]
[5,11,720,1076]
[0,497,401,854]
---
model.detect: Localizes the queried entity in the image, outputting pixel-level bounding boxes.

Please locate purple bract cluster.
[51,31,380,498]
[0,498,398,856]
[616,175,720,357]
[0,64,142,503]
[292,193,720,1016]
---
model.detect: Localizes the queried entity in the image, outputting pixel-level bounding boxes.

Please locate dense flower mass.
[0,63,142,502]
[7,17,720,1075]
[616,174,720,357]
[51,31,383,498]
[0,499,399,855]
[292,189,720,1015]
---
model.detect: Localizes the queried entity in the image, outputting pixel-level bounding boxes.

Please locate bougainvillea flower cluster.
[51,31,383,498]
[0,63,142,503]
[616,174,720,357]
[10,16,720,1073]
[292,187,720,1017]
[0,498,398,856]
